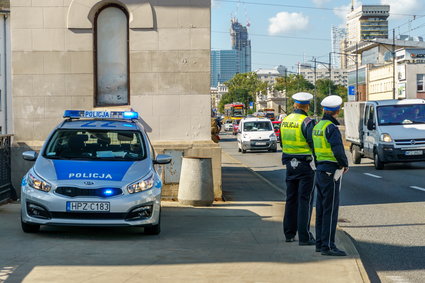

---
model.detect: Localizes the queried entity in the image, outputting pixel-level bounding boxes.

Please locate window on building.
[418,74,425,92]
[95,5,129,106]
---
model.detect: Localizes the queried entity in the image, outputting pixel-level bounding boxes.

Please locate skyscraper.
[231,18,251,74]
[346,5,390,47]
[210,18,251,87]
[331,26,346,68]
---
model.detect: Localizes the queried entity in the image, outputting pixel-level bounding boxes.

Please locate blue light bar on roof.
[63,110,139,120]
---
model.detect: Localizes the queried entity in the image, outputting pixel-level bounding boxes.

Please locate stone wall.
[10,0,221,199]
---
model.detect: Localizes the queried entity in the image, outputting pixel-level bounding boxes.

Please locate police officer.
[312,95,349,256]
[281,92,316,245]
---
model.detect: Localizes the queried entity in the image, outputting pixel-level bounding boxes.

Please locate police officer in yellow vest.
[281,92,316,245]
[312,95,349,256]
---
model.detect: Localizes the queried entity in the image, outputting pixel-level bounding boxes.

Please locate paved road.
[220,132,425,283]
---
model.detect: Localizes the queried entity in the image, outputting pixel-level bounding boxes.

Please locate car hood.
[243,131,274,139]
[380,124,425,140]
[33,157,153,185]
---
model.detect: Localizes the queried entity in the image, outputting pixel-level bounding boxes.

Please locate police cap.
[292,92,313,104]
[321,95,343,111]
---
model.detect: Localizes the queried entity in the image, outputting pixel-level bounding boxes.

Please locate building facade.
[231,18,251,74]
[10,0,221,198]
[210,83,228,111]
[297,64,348,86]
[396,48,425,100]
[255,65,286,85]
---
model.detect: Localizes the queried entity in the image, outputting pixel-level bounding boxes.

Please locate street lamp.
[329,47,359,101]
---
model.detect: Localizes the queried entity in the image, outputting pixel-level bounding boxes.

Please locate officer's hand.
[343,167,349,174]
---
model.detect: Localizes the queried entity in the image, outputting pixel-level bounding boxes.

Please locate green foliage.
[218,72,267,113]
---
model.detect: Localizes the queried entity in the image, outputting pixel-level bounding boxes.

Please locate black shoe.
[285,237,295,242]
[299,239,316,246]
[315,247,321,252]
[321,248,347,256]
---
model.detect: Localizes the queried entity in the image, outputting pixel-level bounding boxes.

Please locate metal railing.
[0,134,15,203]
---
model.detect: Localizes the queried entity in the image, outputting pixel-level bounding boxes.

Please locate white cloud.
[268,12,309,35]
[333,0,362,22]
[312,0,331,7]
[381,0,423,19]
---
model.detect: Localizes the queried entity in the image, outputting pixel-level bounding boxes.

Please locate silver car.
[20,110,171,234]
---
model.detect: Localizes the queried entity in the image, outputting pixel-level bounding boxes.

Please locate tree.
[222,72,267,111]
[275,74,314,114]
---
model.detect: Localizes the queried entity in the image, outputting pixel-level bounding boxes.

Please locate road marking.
[363,173,382,179]
[409,186,425,192]
[386,275,410,282]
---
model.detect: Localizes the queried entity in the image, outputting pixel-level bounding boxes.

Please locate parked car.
[272,121,281,143]
[237,117,277,153]
[223,119,233,131]
[20,110,171,234]
[232,119,241,135]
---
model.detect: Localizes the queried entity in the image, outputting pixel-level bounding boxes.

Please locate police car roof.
[60,119,139,130]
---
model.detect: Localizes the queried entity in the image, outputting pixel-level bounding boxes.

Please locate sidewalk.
[0,152,368,283]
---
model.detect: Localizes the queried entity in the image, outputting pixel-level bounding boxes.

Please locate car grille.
[394,138,425,146]
[55,187,122,198]
[50,212,127,220]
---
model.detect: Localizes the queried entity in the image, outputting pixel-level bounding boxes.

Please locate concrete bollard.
[178,157,214,206]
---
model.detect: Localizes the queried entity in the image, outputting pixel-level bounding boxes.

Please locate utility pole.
[355,43,359,101]
[313,58,317,118]
[329,52,332,96]
[284,68,288,114]
[392,28,396,100]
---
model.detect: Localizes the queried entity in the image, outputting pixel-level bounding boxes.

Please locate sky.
[211,0,425,73]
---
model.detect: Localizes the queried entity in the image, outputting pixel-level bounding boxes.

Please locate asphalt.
[0,150,369,283]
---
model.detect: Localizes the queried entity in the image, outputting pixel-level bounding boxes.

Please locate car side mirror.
[22,151,38,161]
[367,119,375,131]
[153,154,172,165]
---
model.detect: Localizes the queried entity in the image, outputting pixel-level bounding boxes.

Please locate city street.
[220,132,425,283]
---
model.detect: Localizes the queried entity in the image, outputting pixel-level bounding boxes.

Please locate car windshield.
[243,121,272,132]
[43,129,146,161]
[377,105,425,125]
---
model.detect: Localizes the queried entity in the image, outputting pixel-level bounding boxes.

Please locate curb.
[337,229,371,283]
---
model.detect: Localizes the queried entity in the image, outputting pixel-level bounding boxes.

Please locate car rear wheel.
[21,218,40,233]
[351,145,361,164]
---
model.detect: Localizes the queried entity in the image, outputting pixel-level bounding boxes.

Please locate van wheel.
[374,152,384,170]
[238,147,241,152]
[21,218,40,233]
[351,146,361,164]
[242,148,247,154]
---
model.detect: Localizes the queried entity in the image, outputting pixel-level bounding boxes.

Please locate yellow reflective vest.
[312,120,337,162]
[280,113,312,155]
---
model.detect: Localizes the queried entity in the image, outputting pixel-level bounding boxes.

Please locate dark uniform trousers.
[283,159,315,242]
[315,169,341,251]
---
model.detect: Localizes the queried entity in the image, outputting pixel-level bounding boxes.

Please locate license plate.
[256,142,267,145]
[405,150,423,156]
[66,202,110,212]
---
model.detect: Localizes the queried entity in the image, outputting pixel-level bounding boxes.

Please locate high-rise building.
[231,18,251,73]
[210,18,251,87]
[331,26,346,68]
[346,5,390,47]
[210,50,239,88]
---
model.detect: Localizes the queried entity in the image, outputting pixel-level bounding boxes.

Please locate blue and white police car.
[20,110,171,234]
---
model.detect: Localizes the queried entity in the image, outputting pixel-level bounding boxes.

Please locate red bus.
[224,103,245,119]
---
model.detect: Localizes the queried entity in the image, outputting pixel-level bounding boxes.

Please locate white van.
[345,99,425,169]
[237,117,277,153]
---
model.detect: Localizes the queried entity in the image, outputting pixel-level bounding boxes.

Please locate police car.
[20,110,171,234]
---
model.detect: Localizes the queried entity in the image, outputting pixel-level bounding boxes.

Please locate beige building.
[10,0,221,198]
[297,64,348,86]
[255,65,286,85]
[368,64,393,100]
[0,0,10,134]
[210,83,228,111]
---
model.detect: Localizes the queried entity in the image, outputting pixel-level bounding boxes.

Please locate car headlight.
[27,172,52,192]
[380,133,392,143]
[269,133,277,141]
[127,173,155,194]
